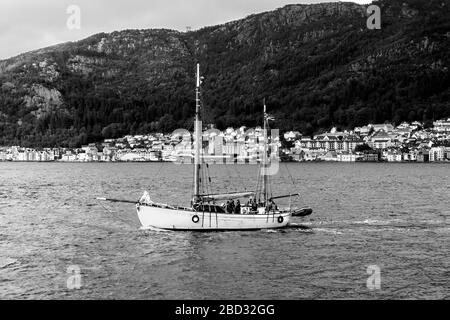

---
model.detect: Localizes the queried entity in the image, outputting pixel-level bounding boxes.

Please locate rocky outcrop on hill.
[0,0,449,147]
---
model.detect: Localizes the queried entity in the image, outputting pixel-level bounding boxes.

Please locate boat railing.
[139,202,282,215]
[140,202,194,212]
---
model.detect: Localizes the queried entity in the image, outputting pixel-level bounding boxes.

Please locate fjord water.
[0,162,448,300]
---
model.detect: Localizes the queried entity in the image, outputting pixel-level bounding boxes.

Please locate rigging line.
[204,163,211,203]
[284,162,298,187]
[255,161,262,202]
[256,151,265,203]
[203,149,213,199]
[99,201,134,227]
[205,163,214,202]
[202,162,207,194]
[204,162,208,198]
[191,162,196,201]
[267,170,273,200]
[152,160,166,181]
[209,173,214,198]
[202,163,209,202]
[222,154,235,194]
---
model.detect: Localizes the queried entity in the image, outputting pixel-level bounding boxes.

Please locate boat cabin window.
[194,204,225,214]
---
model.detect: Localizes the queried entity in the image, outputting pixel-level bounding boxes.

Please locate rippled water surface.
[0,162,449,300]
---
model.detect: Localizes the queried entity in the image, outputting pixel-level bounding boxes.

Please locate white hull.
[137,205,291,231]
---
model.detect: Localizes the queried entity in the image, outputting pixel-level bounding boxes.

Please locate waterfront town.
[1,118,450,163]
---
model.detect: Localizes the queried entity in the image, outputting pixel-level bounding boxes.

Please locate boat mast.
[262,99,268,205]
[193,63,202,203]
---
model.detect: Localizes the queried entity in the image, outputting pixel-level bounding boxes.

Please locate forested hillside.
[0,0,449,147]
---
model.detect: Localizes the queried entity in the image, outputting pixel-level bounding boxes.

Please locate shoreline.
[1,160,449,164]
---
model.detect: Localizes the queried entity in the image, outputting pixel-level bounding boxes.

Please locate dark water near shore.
[0,162,449,300]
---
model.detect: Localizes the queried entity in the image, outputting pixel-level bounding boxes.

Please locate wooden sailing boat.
[134,64,296,231]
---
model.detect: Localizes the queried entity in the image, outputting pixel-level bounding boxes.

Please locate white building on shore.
[433,119,450,134]
[429,147,447,162]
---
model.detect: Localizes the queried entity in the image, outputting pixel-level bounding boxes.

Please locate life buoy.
[192,215,200,224]
[278,216,284,224]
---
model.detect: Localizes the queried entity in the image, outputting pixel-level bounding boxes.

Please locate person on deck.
[268,199,277,212]
[251,199,258,212]
[235,200,241,214]
[230,200,236,214]
[226,201,231,214]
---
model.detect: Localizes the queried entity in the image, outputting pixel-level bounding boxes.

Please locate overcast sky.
[0,0,372,60]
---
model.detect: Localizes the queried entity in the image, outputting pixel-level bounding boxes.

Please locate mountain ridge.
[0,0,449,147]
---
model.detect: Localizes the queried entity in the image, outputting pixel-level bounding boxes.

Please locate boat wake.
[0,258,18,269]
[140,226,173,233]
[284,223,314,233]
[288,223,313,230]
[288,217,450,236]
[314,228,344,235]
[353,219,403,226]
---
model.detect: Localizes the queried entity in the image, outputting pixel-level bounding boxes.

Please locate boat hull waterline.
[137,205,292,231]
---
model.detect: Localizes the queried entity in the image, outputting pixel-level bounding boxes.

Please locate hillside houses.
[1,118,450,163]
[294,128,364,161]
[296,129,364,152]
[292,120,450,163]
[433,118,450,134]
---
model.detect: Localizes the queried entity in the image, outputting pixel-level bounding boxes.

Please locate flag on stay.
[265,113,275,121]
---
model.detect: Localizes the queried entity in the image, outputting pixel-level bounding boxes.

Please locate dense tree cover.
[0,0,449,148]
